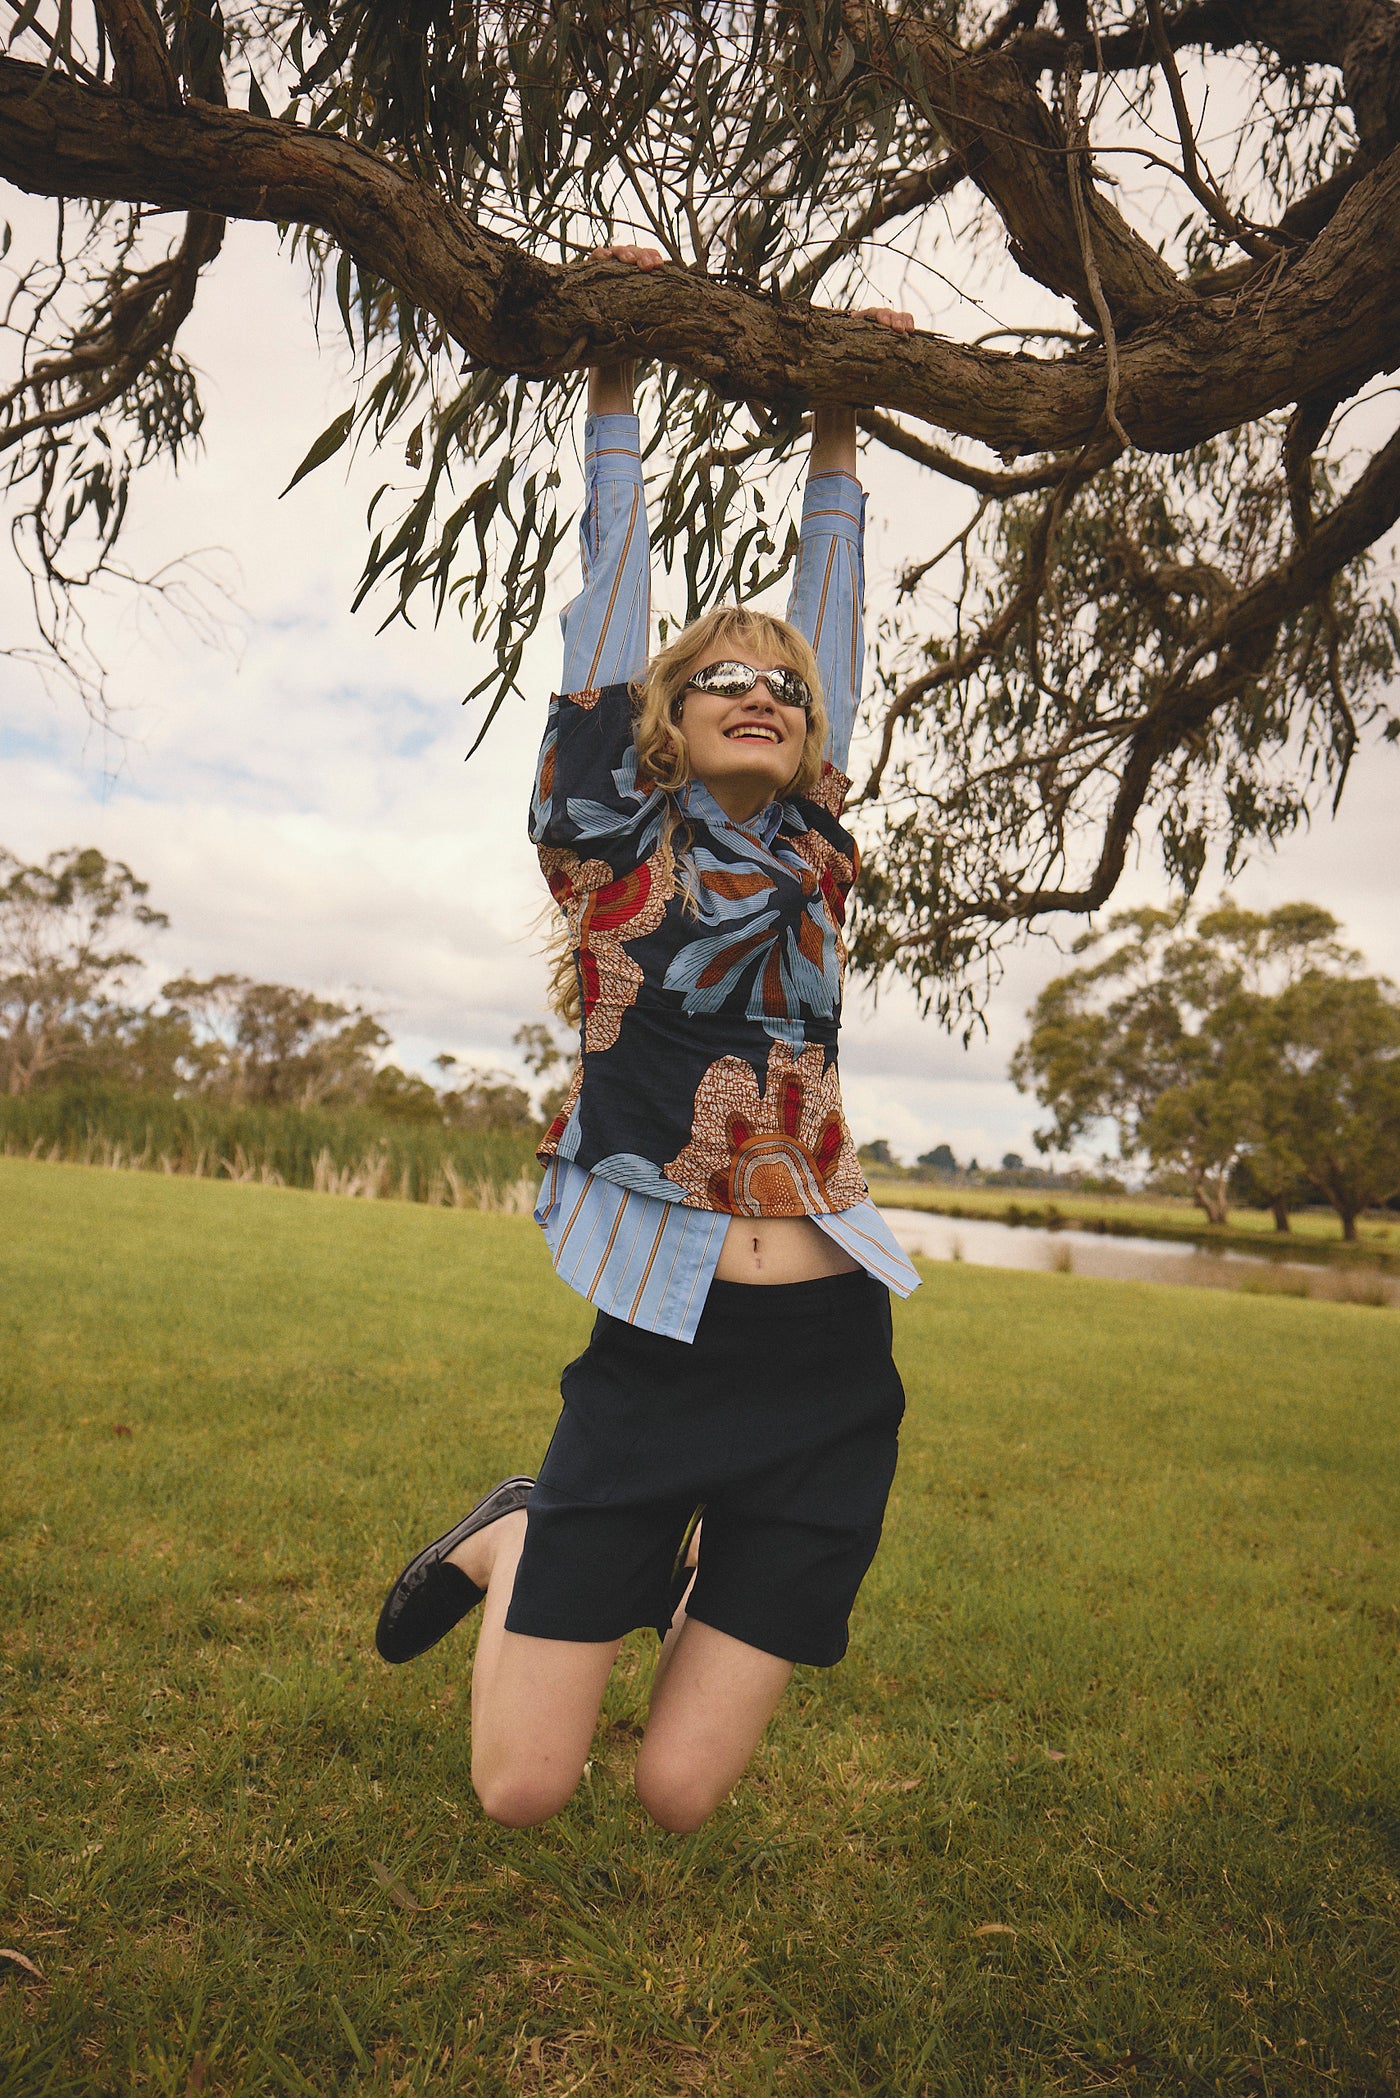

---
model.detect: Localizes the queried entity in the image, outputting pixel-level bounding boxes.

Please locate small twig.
[784,157,962,302]
[1144,0,1281,265]
[899,496,990,595]
[859,410,1120,495]
[1062,47,1131,451]
[970,325,1091,348]
[861,467,1088,801]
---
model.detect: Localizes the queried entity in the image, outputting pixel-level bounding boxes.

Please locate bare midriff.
[713,1214,861,1285]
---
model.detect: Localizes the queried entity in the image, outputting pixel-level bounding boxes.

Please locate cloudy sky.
[4,214,1397,1168]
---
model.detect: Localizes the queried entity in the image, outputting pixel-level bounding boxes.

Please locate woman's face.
[674,647,809,822]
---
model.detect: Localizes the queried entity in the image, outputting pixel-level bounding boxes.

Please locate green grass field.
[3,1158,1398,2096]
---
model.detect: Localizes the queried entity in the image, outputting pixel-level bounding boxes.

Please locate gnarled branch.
[842,0,1185,332]
[93,0,179,110]
[3,59,1400,457]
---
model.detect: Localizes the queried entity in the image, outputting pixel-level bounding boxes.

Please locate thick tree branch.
[1013,1,1349,76]
[92,0,179,111]
[2,59,1399,456]
[1014,0,1400,154]
[842,0,1185,332]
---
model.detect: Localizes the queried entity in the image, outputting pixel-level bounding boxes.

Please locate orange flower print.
[803,760,852,819]
[665,1043,865,1215]
[539,841,674,1054]
[538,1057,583,1158]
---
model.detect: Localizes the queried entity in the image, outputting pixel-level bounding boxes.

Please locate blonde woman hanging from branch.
[375,246,921,1834]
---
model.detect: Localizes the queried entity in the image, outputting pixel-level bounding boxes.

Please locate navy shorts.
[505,1268,905,1666]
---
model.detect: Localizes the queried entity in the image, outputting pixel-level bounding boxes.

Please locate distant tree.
[0,843,556,1127]
[511,1021,573,1123]
[162,973,389,1106]
[82,1000,201,1094]
[1001,1152,1024,1171]
[1228,1149,1312,1236]
[1012,900,1356,1227]
[859,1137,898,1172]
[439,1067,536,1135]
[918,1143,958,1175]
[0,845,168,1094]
[368,1063,444,1121]
[1266,974,1400,1240]
[512,1023,568,1081]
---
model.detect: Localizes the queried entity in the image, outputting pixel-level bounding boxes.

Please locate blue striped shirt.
[535,412,919,1340]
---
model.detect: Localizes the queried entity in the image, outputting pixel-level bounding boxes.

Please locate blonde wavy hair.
[544,606,828,1030]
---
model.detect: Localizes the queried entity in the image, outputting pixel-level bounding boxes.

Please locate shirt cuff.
[801,470,865,540]
[585,411,644,480]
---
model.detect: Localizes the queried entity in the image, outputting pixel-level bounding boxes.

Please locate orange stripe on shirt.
[627,1211,673,1321]
[585,487,640,688]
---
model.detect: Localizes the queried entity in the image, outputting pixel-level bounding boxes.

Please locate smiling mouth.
[724,724,781,744]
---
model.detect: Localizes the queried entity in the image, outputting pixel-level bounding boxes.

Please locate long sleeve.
[559,411,651,693]
[786,470,866,775]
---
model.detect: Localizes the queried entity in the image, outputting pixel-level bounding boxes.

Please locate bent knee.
[472,1769,579,1828]
[633,1761,724,1835]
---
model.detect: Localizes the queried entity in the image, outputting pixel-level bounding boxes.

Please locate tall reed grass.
[0,1087,541,1211]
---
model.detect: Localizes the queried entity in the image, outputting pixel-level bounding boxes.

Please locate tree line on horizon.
[0,842,556,1133]
[6,845,1397,1241]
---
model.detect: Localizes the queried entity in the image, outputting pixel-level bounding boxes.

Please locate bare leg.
[650,1514,702,1701]
[634,1618,793,1834]
[447,1514,620,1827]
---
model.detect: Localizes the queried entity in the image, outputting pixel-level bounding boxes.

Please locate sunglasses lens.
[689,661,810,710]
[692,662,753,697]
[767,670,810,709]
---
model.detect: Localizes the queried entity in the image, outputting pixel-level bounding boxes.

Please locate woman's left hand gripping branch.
[583,241,914,448]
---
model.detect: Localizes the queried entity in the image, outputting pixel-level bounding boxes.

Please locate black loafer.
[375,1476,534,1664]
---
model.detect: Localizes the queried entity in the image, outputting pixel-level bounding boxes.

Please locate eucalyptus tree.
[1010,899,1360,1224]
[0,844,169,1094]
[1263,972,1400,1240]
[3,1,1399,1017]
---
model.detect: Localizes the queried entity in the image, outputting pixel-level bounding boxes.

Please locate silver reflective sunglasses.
[684,659,812,712]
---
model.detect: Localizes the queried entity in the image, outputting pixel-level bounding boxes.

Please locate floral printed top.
[531,411,915,1334]
[533,679,870,1213]
[529,414,918,1339]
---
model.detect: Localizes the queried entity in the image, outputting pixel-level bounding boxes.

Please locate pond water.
[878,1207,1399,1308]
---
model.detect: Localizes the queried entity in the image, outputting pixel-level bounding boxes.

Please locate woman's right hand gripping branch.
[584,243,915,439]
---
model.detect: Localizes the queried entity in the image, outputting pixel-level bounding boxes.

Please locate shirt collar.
[680,779,785,846]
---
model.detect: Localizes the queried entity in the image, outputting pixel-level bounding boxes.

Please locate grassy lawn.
[863,1180,1400,1263]
[3,1157,1399,2096]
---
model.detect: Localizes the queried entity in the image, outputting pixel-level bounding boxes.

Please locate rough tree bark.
[1,57,1398,455]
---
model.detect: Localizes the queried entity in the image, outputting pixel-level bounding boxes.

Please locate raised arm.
[558,250,665,694]
[787,307,915,776]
